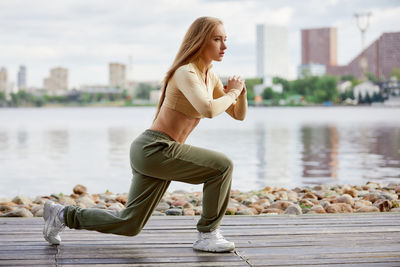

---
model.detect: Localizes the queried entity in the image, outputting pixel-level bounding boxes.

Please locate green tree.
[244,78,262,101]
[390,68,400,80]
[262,87,274,100]
[272,77,290,93]
[341,75,355,82]
[366,72,379,83]
[0,91,5,102]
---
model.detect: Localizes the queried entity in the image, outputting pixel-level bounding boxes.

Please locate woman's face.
[201,24,227,63]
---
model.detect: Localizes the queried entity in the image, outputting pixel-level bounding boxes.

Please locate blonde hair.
[153,16,223,121]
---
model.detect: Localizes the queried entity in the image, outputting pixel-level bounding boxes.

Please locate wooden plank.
[0,213,399,266]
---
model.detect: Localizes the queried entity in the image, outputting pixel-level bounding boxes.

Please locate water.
[1,106,400,198]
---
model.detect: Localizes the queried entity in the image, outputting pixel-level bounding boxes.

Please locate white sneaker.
[193,228,235,252]
[43,201,65,245]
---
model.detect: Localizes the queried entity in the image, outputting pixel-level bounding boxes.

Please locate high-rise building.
[0,68,8,94]
[256,24,289,81]
[301,27,338,66]
[109,63,126,89]
[17,65,27,90]
[43,67,68,94]
[329,32,400,80]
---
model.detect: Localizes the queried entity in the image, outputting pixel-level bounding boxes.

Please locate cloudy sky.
[1,0,399,88]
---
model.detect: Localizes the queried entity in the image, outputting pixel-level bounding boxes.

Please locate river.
[0,106,399,197]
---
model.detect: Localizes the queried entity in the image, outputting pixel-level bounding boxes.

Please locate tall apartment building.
[109,63,126,89]
[17,65,27,90]
[43,67,68,94]
[256,24,289,82]
[0,68,8,94]
[301,27,338,66]
[329,32,400,80]
[300,27,400,80]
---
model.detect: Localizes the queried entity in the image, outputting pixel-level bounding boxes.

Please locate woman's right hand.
[226,76,244,94]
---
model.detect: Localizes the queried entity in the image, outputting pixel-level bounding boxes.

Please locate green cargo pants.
[63,129,233,236]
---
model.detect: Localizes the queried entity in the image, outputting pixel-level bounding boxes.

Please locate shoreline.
[1,182,400,218]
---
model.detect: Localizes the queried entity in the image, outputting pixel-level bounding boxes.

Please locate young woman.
[43,16,247,253]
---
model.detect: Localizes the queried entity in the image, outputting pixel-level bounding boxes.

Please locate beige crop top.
[162,58,242,119]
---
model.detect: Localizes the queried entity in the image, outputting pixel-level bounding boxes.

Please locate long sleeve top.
[163,58,247,119]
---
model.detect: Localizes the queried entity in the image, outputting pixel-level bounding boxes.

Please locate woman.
[43,16,247,253]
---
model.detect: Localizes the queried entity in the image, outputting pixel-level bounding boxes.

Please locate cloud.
[0,0,399,87]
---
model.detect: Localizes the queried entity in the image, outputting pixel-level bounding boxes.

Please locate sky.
[1,0,399,88]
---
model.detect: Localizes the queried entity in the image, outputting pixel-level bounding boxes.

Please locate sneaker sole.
[43,202,61,245]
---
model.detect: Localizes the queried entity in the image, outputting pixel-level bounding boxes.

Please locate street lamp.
[354,12,372,79]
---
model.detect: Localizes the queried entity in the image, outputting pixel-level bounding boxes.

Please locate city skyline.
[1,0,399,88]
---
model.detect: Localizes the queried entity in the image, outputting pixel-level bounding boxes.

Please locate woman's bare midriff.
[150,105,201,143]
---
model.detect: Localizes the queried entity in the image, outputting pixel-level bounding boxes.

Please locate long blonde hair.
[153,16,223,121]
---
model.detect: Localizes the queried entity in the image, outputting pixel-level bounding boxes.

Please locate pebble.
[165,208,183,216]
[1,182,399,217]
[73,184,87,195]
[284,204,302,215]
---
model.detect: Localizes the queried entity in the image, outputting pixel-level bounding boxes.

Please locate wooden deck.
[1,213,400,266]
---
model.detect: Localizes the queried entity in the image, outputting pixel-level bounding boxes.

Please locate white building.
[43,67,68,94]
[109,63,126,89]
[353,81,379,100]
[17,65,27,90]
[0,68,8,95]
[256,24,289,83]
[297,63,326,78]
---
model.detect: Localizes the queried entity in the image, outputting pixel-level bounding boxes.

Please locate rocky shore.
[1,182,400,218]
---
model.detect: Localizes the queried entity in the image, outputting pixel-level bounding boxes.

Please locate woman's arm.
[175,66,242,118]
[213,78,248,121]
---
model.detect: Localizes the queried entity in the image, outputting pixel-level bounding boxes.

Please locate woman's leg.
[64,169,170,236]
[131,130,234,233]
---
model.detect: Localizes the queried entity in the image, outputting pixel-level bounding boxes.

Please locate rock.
[248,204,264,213]
[390,208,400,212]
[241,196,259,206]
[325,203,353,213]
[353,200,372,209]
[183,208,195,216]
[193,206,202,215]
[172,199,188,207]
[59,196,76,206]
[77,196,96,208]
[155,202,170,212]
[310,204,326,214]
[108,202,125,212]
[302,192,318,200]
[298,199,314,207]
[73,184,87,195]
[274,191,288,201]
[260,193,276,202]
[284,204,302,215]
[356,206,380,212]
[165,208,183,216]
[379,191,398,201]
[287,191,299,201]
[269,200,293,211]
[115,195,127,205]
[0,204,14,213]
[12,195,32,206]
[336,194,354,206]
[255,199,271,208]
[343,188,358,198]
[373,199,392,212]
[32,196,47,205]
[0,208,33,217]
[260,208,284,214]
[236,208,255,215]
[152,211,166,216]
[313,185,327,191]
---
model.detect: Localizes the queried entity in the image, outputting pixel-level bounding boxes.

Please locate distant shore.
[1,182,399,218]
